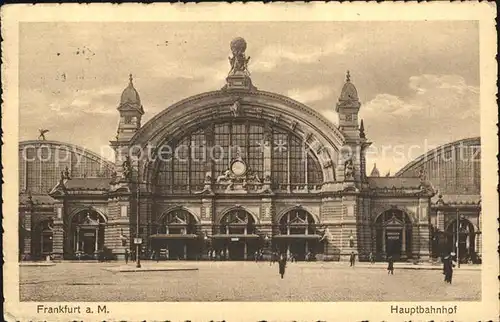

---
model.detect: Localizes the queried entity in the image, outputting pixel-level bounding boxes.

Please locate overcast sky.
[19,21,479,174]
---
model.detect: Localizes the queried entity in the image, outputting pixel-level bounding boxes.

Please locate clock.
[231,160,247,176]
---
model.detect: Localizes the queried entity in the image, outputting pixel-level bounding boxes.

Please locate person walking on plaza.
[349,251,356,267]
[124,249,129,264]
[369,252,374,264]
[443,252,456,284]
[278,253,287,279]
[387,255,394,275]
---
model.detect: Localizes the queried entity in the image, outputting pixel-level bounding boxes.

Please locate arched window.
[219,210,256,235]
[279,209,316,235]
[158,210,198,235]
[374,210,412,260]
[155,121,323,193]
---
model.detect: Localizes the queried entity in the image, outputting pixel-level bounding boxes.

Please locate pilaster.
[52,219,64,259]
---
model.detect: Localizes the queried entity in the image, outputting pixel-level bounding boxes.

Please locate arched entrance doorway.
[151,209,199,260]
[445,218,476,263]
[33,219,54,259]
[375,210,412,261]
[274,209,320,261]
[71,210,106,258]
[212,209,259,260]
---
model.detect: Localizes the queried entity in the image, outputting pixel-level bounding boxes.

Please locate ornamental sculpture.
[344,158,354,180]
[38,129,49,140]
[122,156,132,181]
[229,99,243,117]
[228,37,251,76]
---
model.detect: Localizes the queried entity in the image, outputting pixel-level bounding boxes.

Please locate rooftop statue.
[228,37,251,76]
[38,129,49,140]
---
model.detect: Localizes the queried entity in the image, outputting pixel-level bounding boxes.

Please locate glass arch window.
[279,209,316,235]
[158,210,198,235]
[219,210,256,235]
[155,120,324,193]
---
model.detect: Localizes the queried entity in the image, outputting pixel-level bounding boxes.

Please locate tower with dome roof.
[116,74,144,142]
[110,74,145,182]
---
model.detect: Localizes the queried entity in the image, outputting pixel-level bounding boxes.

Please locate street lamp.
[134,183,142,268]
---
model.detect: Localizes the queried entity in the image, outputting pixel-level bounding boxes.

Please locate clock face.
[231,160,247,176]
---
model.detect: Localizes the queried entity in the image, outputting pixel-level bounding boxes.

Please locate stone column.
[76,227,80,252]
[95,227,99,252]
[401,227,406,258]
[382,226,386,255]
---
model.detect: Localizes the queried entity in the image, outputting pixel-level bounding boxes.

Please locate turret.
[110,74,144,181]
[336,70,361,141]
[370,163,380,177]
[116,74,144,142]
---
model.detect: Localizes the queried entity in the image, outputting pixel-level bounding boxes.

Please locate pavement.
[19,262,56,267]
[102,263,199,273]
[20,260,481,301]
[21,259,481,271]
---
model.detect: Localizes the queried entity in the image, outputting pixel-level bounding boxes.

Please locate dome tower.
[115,74,145,142]
[336,70,361,137]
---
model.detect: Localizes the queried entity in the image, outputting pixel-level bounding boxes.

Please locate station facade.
[19,38,480,262]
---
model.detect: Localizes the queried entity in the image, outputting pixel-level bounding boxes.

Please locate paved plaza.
[20,261,481,302]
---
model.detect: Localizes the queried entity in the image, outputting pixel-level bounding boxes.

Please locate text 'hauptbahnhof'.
[19,38,481,264]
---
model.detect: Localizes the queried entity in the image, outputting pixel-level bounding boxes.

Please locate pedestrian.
[443,252,456,284]
[124,249,129,264]
[387,255,394,275]
[278,253,287,279]
[255,251,259,262]
[369,252,374,264]
[349,251,356,267]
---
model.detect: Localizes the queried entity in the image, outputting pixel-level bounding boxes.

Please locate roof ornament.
[129,73,133,84]
[370,163,380,177]
[228,37,251,76]
[359,119,366,139]
[346,70,351,82]
[38,129,49,140]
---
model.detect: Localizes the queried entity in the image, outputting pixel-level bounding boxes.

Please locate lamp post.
[135,183,141,268]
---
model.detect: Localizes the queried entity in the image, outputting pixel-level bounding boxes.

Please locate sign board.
[134,238,143,245]
[84,232,95,237]
[230,237,239,242]
[386,231,401,240]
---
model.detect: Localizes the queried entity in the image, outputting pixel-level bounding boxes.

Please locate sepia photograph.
[3,3,498,321]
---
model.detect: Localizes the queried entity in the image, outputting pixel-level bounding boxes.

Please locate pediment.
[384,215,404,227]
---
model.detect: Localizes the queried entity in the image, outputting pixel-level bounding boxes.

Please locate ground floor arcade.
[21,205,474,262]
